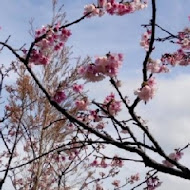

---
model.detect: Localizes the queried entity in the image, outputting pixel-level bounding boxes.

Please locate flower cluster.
[24,24,71,66]
[72,83,84,93]
[146,175,162,190]
[84,0,148,17]
[75,97,89,110]
[129,173,140,184]
[90,110,102,122]
[111,155,123,167]
[147,58,169,73]
[91,158,108,168]
[134,77,156,102]
[103,93,122,115]
[53,83,84,104]
[140,30,151,51]
[78,53,123,82]
[91,156,123,168]
[53,91,66,103]
[112,180,120,187]
[161,49,190,66]
[162,149,184,168]
[178,27,190,50]
[161,27,190,66]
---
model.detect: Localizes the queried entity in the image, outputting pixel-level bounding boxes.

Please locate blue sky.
[0,0,190,189]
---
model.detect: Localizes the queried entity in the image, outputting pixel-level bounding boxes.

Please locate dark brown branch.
[0,42,24,63]
[95,154,143,163]
[155,24,179,39]
[142,0,156,82]
[61,13,91,29]
[93,101,141,149]
[0,131,11,154]
[43,118,67,130]
[0,35,11,51]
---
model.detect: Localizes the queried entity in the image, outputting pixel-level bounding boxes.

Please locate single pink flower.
[100,158,108,168]
[135,78,156,102]
[129,173,140,184]
[103,93,121,115]
[91,159,99,167]
[75,98,89,110]
[73,84,83,93]
[135,85,154,102]
[53,91,66,103]
[112,180,120,187]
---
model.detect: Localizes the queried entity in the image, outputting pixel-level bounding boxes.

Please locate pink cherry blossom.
[75,98,89,110]
[129,173,140,184]
[146,176,162,190]
[91,159,99,167]
[135,85,154,102]
[90,110,102,122]
[161,50,190,66]
[162,149,184,168]
[112,180,120,187]
[140,30,151,51]
[84,4,96,13]
[96,184,104,190]
[84,4,101,17]
[111,156,123,167]
[98,0,107,8]
[84,0,148,17]
[100,158,108,168]
[96,122,105,129]
[53,91,66,103]
[78,64,105,82]
[72,84,84,93]
[177,27,190,50]
[79,53,123,82]
[147,77,156,87]
[103,92,121,115]
[147,59,169,73]
[26,25,71,66]
[134,77,156,102]
[161,27,190,67]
